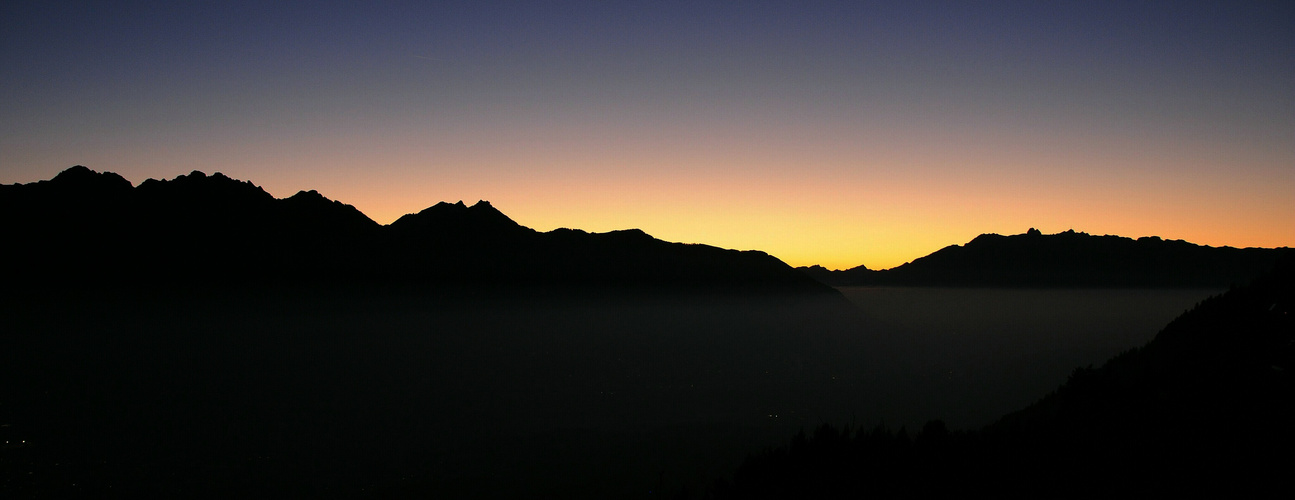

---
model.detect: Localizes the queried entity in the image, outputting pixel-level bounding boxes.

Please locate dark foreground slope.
[724,258,1294,499]
[801,228,1289,288]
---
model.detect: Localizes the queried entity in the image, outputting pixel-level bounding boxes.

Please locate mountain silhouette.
[1,166,831,296]
[389,200,526,236]
[800,228,1290,288]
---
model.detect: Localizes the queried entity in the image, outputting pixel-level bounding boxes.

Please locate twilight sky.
[3,1,1292,270]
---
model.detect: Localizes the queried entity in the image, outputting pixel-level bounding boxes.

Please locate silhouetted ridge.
[800,229,1289,288]
[523,226,810,288]
[389,199,529,241]
[799,264,866,284]
[48,165,134,192]
[2,167,833,295]
[282,189,378,230]
[0,165,133,212]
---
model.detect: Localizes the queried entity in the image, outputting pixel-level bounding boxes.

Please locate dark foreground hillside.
[723,258,1294,498]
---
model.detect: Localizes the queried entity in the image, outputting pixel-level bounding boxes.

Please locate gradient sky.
[3,1,1292,270]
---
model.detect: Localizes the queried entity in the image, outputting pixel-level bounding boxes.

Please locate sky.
[2,1,1292,270]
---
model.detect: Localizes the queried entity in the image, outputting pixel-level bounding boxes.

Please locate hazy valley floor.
[2,286,1219,497]
[3,288,869,497]
[836,286,1221,428]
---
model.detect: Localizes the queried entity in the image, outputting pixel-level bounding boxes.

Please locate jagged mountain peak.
[282,189,379,230]
[287,189,328,201]
[135,169,275,204]
[46,165,133,191]
[390,198,525,235]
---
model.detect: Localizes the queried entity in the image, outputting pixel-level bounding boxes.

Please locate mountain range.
[8,166,1288,295]
[800,227,1290,288]
[1,166,828,296]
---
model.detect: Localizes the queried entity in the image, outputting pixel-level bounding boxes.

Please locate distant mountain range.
[800,228,1290,288]
[0,166,830,295]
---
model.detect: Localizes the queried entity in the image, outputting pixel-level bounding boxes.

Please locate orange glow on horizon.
[231,146,1294,272]
[11,85,1293,273]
